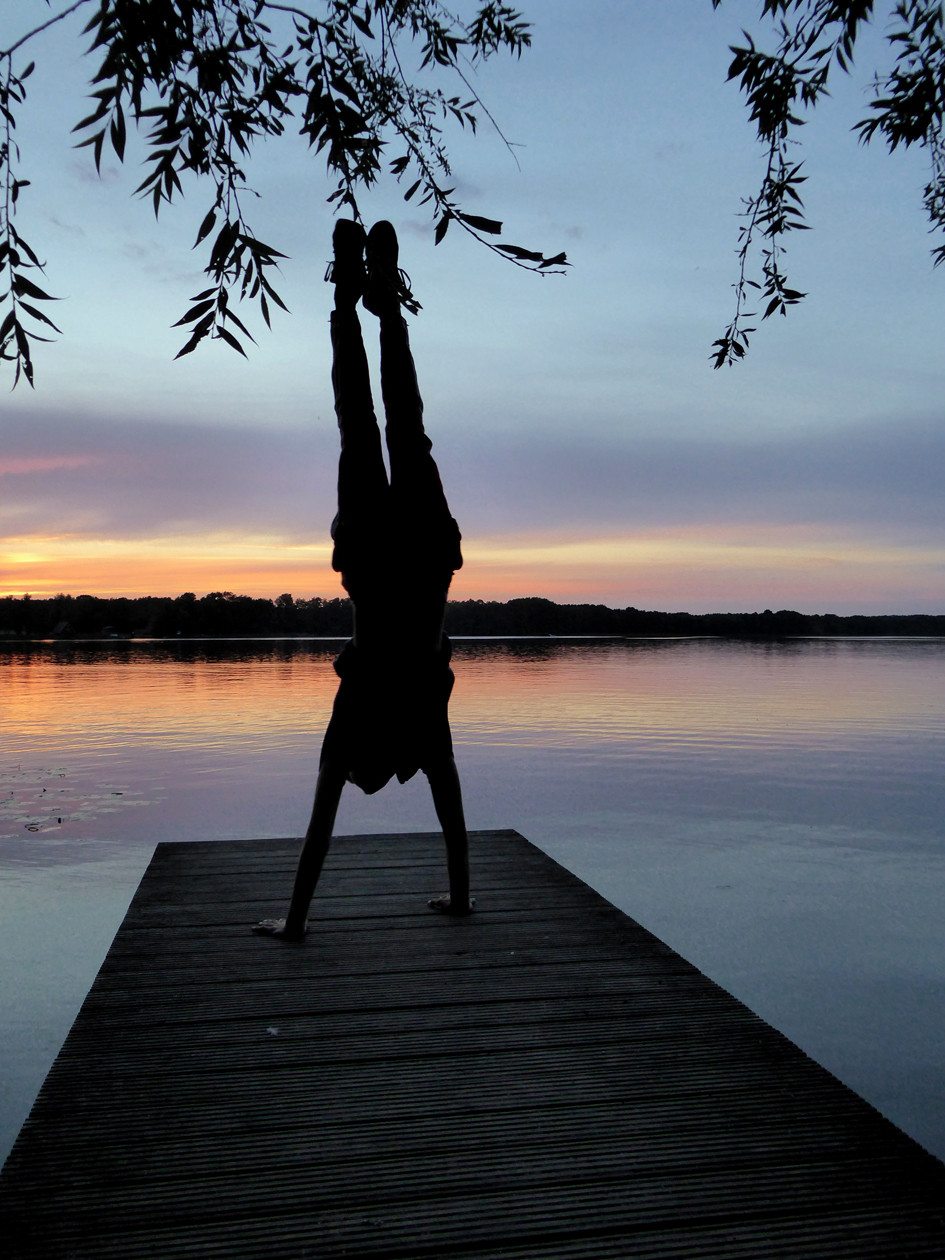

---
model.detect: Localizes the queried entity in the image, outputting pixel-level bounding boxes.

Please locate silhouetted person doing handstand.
[254,221,473,940]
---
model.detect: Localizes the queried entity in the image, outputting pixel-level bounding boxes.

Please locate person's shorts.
[330,511,463,580]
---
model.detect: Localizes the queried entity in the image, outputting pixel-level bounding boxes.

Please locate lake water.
[2,636,944,1166]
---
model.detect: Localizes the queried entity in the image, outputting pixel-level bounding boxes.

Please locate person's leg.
[253,759,348,939]
[364,223,460,549]
[379,309,459,524]
[331,309,389,545]
[328,222,390,576]
[425,755,474,915]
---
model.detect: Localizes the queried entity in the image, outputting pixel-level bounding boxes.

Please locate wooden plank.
[2,828,944,1259]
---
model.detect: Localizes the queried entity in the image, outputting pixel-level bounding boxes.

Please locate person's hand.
[251,918,308,940]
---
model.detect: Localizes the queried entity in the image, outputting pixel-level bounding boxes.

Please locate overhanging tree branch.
[0,1,93,62]
[712,0,945,366]
[1,0,567,386]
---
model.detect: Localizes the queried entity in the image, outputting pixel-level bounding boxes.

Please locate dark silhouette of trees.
[1,0,566,385]
[1,591,942,640]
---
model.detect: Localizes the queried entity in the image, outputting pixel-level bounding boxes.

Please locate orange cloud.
[0,534,335,600]
[0,456,98,476]
[3,523,942,613]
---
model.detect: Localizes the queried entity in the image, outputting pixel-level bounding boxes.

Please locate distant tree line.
[0,591,349,640]
[449,601,945,639]
[1,592,942,641]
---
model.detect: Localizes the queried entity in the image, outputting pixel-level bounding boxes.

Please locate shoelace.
[324,258,422,314]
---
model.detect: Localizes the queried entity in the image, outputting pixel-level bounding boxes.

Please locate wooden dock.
[2,829,944,1258]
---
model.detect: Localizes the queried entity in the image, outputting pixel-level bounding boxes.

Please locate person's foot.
[252,918,308,941]
[363,220,422,316]
[325,220,366,306]
[427,894,476,916]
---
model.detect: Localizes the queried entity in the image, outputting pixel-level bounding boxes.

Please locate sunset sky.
[3,1,944,614]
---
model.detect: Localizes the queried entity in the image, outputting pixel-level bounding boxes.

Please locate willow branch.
[1,0,93,61]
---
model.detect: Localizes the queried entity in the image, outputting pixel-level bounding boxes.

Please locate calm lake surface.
[2,636,944,1166]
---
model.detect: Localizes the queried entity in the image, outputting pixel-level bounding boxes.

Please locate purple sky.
[3,1,944,612]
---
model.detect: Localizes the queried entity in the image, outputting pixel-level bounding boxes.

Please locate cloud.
[3,404,941,613]
[441,413,945,542]
[2,409,337,542]
[3,406,942,568]
[0,455,97,476]
[48,215,87,238]
[68,160,124,188]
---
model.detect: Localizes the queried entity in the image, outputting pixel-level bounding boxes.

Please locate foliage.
[1,53,62,386]
[1,0,566,385]
[711,1,945,366]
[3,590,945,639]
[6,5,945,382]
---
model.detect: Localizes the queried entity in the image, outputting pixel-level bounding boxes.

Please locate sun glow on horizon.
[2,523,942,613]
[0,533,336,600]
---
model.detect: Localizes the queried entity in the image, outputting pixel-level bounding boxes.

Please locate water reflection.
[2,635,943,852]
[1,636,944,1167]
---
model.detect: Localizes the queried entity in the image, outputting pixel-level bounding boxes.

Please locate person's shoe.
[324,219,367,304]
[363,220,422,316]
